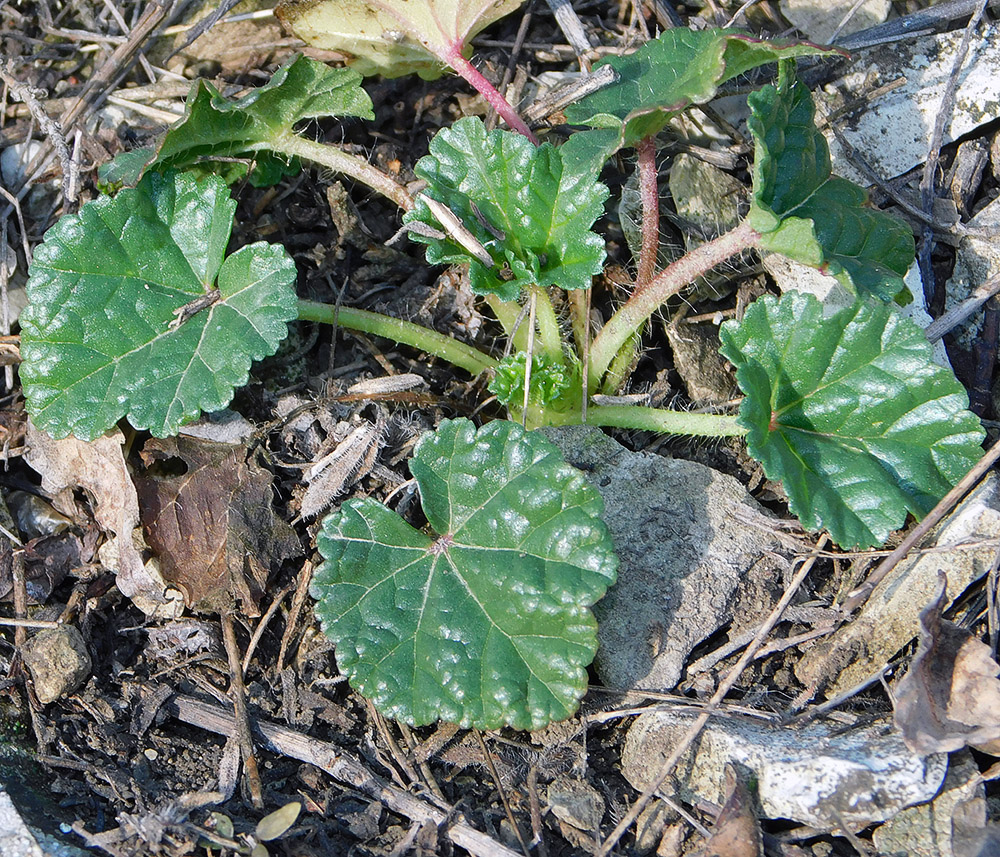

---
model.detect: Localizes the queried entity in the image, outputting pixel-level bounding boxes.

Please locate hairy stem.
[635,136,660,288]
[276,133,415,211]
[446,50,538,143]
[532,286,564,362]
[601,331,642,395]
[485,294,529,353]
[547,404,746,437]
[589,220,760,383]
[567,289,589,359]
[297,300,496,377]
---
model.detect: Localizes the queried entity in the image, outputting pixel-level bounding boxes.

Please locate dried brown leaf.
[24,421,175,614]
[691,765,762,857]
[135,437,301,615]
[893,572,1000,755]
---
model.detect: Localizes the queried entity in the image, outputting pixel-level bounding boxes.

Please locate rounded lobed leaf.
[564,29,839,151]
[313,418,618,730]
[152,55,373,186]
[20,171,298,440]
[719,291,985,548]
[404,117,608,300]
[747,66,914,300]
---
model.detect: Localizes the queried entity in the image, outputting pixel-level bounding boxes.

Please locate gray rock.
[0,744,89,857]
[0,790,43,857]
[622,710,947,830]
[945,194,1000,349]
[874,752,984,857]
[634,800,676,855]
[664,320,735,405]
[543,426,782,692]
[20,627,92,705]
[545,775,604,832]
[667,154,747,302]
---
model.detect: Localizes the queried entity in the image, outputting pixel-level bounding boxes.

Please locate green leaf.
[747,65,914,300]
[313,418,618,730]
[97,147,156,192]
[489,351,578,409]
[20,171,298,440]
[149,55,372,185]
[275,0,525,79]
[718,291,984,549]
[404,117,608,300]
[565,28,837,151]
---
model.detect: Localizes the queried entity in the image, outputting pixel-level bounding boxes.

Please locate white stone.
[823,24,1000,184]
[622,710,947,829]
[0,791,43,857]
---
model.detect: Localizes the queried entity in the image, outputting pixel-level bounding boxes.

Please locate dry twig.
[597,537,828,855]
[167,693,524,857]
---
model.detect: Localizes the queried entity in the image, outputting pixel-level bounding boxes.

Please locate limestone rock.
[546,775,604,832]
[0,791,42,857]
[622,709,947,829]
[796,473,1000,696]
[543,426,783,693]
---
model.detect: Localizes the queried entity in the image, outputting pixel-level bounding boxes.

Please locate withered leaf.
[692,764,762,857]
[24,422,172,613]
[136,437,300,615]
[894,572,1000,755]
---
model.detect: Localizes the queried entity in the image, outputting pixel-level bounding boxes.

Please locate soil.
[1,2,998,856]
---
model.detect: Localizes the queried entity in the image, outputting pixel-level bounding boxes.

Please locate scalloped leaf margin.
[747,63,914,300]
[404,117,608,301]
[99,55,374,188]
[313,418,619,730]
[20,170,298,440]
[564,28,840,150]
[718,291,984,548]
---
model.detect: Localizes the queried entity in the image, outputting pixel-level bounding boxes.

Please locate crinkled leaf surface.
[489,352,577,409]
[748,67,914,300]
[20,171,298,440]
[718,291,984,549]
[276,0,524,79]
[313,418,618,729]
[149,55,372,186]
[404,117,608,301]
[564,28,837,150]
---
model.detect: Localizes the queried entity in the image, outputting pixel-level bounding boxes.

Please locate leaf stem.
[547,403,747,437]
[446,50,538,144]
[567,288,589,360]
[485,294,529,352]
[532,286,564,362]
[589,220,760,384]
[297,300,497,377]
[635,136,660,288]
[601,331,642,395]
[275,133,415,211]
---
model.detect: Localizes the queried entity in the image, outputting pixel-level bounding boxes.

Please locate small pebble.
[20,627,91,705]
[546,775,604,832]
